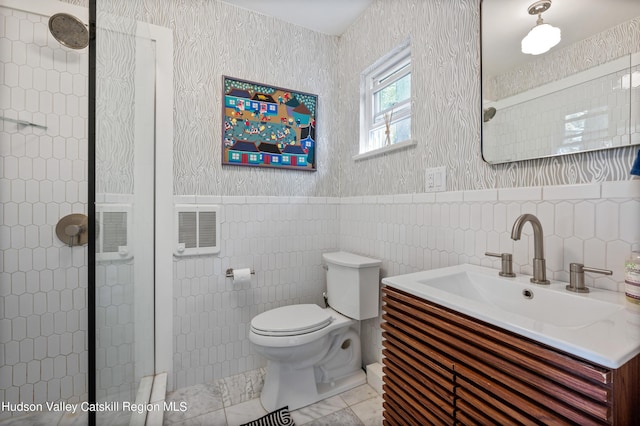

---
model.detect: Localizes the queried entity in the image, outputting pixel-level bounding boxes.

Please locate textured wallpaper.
[338,0,485,196]
[97,0,341,197]
[95,13,138,194]
[171,2,341,197]
[95,0,639,197]
[338,0,639,196]
[61,0,87,7]
[158,0,341,197]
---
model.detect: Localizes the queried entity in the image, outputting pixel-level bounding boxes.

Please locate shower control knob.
[65,224,83,237]
[64,224,84,247]
[56,214,88,247]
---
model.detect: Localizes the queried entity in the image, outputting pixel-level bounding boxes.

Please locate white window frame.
[358,40,414,159]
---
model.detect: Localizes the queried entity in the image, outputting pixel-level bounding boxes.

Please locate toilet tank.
[322,251,381,320]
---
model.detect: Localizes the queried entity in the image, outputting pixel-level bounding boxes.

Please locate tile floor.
[0,370,383,425]
[163,382,383,426]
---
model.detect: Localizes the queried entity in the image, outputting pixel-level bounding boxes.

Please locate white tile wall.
[0,5,88,420]
[171,181,638,388]
[94,260,135,402]
[338,181,640,367]
[171,197,340,389]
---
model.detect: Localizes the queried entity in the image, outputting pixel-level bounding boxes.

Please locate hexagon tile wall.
[0,5,89,418]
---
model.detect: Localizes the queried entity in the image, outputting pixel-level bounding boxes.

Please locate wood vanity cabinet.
[381,286,640,426]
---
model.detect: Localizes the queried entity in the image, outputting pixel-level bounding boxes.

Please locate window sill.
[352,139,417,161]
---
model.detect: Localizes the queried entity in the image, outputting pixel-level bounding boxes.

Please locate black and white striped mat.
[240,406,295,426]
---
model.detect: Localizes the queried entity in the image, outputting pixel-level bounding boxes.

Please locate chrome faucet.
[510,214,550,284]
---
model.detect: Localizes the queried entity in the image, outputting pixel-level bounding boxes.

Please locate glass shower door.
[93,10,156,425]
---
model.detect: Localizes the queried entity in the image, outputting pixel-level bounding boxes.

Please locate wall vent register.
[174,204,220,256]
[95,204,133,261]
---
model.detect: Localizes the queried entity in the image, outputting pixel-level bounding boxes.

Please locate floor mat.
[240,406,295,426]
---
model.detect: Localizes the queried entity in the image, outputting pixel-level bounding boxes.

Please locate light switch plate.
[425,166,446,192]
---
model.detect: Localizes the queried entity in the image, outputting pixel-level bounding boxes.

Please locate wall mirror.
[481,0,640,164]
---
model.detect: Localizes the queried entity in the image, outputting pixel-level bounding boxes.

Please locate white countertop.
[382,263,640,369]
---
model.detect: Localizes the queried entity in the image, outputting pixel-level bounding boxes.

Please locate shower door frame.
[0,1,173,421]
[88,1,174,423]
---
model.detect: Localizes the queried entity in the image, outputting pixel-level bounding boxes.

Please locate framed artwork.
[222,76,318,171]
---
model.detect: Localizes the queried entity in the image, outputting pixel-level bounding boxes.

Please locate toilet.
[249,251,381,412]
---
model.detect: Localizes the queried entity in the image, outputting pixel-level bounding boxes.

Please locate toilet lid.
[251,304,333,336]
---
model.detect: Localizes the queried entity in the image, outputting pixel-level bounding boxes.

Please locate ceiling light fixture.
[521,0,561,55]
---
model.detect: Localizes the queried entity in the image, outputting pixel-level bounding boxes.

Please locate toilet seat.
[251,304,333,336]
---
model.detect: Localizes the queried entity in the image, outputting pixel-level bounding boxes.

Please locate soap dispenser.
[625,243,640,304]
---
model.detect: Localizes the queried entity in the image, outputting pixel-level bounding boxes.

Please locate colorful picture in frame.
[222,76,318,171]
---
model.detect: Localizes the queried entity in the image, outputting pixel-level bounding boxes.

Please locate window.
[360,41,412,155]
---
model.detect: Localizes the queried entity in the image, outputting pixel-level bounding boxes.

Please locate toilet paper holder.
[225,268,255,278]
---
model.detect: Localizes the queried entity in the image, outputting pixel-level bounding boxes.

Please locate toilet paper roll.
[232,268,252,284]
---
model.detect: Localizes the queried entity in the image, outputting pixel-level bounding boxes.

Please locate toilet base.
[315,369,366,401]
[251,310,366,412]
[260,366,366,412]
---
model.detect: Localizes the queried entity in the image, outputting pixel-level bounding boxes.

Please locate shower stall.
[0,0,173,423]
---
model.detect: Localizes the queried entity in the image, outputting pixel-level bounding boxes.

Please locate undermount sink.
[382,264,640,368]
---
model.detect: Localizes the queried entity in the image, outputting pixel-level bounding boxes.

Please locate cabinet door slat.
[381,332,455,380]
[381,322,456,374]
[383,376,451,426]
[382,401,411,426]
[383,367,453,425]
[383,287,611,385]
[456,399,521,426]
[382,384,425,426]
[380,286,635,425]
[456,383,544,426]
[457,366,606,426]
[385,293,611,422]
[384,299,611,417]
[383,347,455,404]
[382,397,423,426]
[383,357,455,413]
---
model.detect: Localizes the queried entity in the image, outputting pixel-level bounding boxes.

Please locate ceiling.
[218,0,640,76]
[483,0,640,77]
[219,0,374,36]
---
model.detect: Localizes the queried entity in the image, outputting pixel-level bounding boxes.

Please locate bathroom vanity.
[381,265,640,425]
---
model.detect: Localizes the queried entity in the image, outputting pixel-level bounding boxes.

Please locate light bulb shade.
[521,23,561,55]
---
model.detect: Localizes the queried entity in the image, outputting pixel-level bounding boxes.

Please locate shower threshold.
[130,372,167,426]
